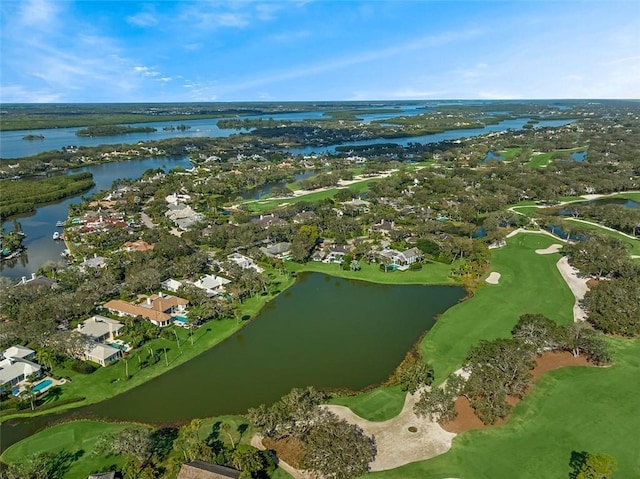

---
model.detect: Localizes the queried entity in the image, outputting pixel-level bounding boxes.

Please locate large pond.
[0,273,467,449]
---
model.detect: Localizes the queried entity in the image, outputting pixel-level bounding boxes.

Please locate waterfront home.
[324,245,350,263]
[226,253,264,273]
[15,273,57,288]
[376,247,424,270]
[83,342,122,367]
[177,460,240,479]
[0,346,41,389]
[77,315,123,343]
[165,203,203,230]
[103,293,189,327]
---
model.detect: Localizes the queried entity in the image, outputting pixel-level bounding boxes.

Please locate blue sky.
[1,0,639,102]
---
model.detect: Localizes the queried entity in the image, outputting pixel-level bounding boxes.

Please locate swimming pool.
[173,315,188,323]
[32,379,53,393]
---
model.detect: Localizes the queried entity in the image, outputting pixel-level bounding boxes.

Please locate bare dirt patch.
[442,351,591,434]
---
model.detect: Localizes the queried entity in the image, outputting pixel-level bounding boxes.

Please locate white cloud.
[127,11,158,27]
[18,0,59,27]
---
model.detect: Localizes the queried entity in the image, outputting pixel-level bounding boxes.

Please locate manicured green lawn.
[287,259,455,285]
[527,147,586,168]
[423,233,574,383]
[1,421,130,478]
[368,338,640,479]
[328,386,406,422]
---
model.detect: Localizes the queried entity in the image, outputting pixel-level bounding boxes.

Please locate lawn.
[328,385,406,422]
[368,338,640,479]
[423,233,575,384]
[526,147,586,168]
[287,259,455,285]
[0,421,130,478]
[242,178,379,213]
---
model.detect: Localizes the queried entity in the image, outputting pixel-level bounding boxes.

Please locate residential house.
[376,247,424,270]
[83,343,122,367]
[15,273,57,288]
[103,293,189,327]
[161,278,184,293]
[177,461,240,479]
[370,220,396,236]
[76,316,124,367]
[123,240,154,252]
[191,274,231,296]
[77,315,123,343]
[252,213,286,229]
[324,245,350,263]
[79,254,106,270]
[0,346,41,389]
[259,242,291,259]
[227,253,264,273]
[166,203,202,231]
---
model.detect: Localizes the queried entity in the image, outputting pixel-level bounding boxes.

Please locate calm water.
[0,156,191,280]
[287,118,576,155]
[0,273,466,448]
[0,107,423,159]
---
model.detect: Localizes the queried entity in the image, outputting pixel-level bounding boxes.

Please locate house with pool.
[76,315,125,366]
[0,345,42,390]
[103,293,189,328]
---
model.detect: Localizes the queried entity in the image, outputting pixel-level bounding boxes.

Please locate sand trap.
[535,244,563,255]
[323,392,456,471]
[556,256,590,322]
[485,272,501,284]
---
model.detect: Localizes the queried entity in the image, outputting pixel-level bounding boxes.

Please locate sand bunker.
[323,392,456,471]
[535,244,563,255]
[485,272,501,284]
[556,256,590,322]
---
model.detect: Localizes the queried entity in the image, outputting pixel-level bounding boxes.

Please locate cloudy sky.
[1,0,639,103]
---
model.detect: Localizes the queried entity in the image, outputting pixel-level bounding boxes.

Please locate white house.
[83,342,122,367]
[0,346,41,389]
[227,253,264,273]
[191,274,231,296]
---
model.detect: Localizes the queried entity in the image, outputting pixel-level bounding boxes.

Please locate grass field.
[526,147,586,168]
[423,233,574,383]
[368,337,640,479]
[328,385,406,422]
[242,178,378,213]
[0,421,130,478]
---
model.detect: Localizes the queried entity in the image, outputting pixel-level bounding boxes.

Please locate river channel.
[0,273,466,450]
